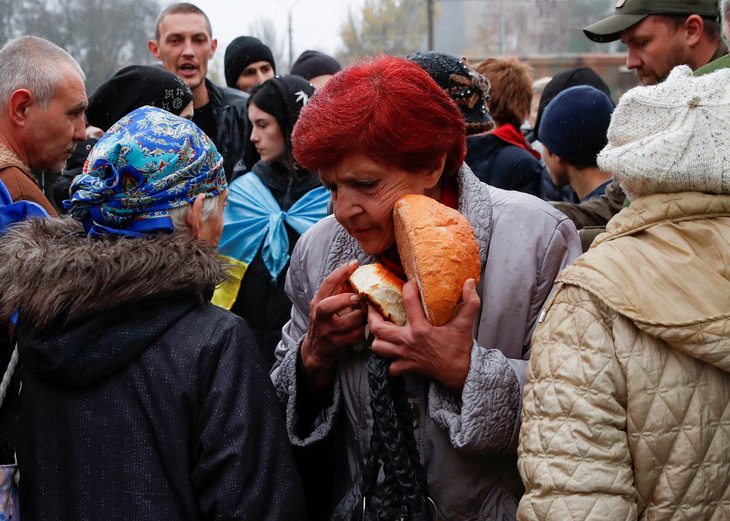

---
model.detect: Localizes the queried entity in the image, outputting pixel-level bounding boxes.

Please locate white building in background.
[432,0,618,59]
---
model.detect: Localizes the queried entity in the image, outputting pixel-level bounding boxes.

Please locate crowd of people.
[0,0,728,519]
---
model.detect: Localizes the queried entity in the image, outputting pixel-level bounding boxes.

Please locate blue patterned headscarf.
[66,106,227,237]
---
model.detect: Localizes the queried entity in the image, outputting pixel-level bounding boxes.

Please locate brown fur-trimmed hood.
[0,217,227,329]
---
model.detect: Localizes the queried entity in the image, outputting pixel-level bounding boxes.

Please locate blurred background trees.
[2,0,159,93]
[338,0,427,63]
[337,0,618,64]
[248,17,289,71]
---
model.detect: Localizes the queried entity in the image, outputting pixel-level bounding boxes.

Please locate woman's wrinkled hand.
[300,259,367,390]
[368,278,480,395]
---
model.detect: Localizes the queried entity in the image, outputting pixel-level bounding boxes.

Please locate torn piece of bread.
[349,263,407,326]
[393,194,481,326]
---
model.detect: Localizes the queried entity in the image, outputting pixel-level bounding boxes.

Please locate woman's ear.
[185,194,206,240]
[423,153,448,189]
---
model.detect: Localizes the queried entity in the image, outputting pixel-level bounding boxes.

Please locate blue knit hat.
[538,85,614,167]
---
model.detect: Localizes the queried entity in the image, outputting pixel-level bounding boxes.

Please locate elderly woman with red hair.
[271,55,580,520]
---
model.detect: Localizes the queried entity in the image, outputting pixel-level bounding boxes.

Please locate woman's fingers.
[367,278,479,393]
[316,292,361,322]
[314,259,359,303]
[401,280,428,326]
[451,278,481,325]
[368,305,407,345]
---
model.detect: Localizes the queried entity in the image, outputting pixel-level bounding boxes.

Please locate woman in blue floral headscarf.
[67,105,227,238]
[214,75,330,369]
[0,106,305,520]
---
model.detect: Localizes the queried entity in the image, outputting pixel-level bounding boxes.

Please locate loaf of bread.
[393,194,481,326]
[349,263,407,326]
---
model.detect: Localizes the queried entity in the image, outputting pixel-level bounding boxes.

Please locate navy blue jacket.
[466,134,542,197]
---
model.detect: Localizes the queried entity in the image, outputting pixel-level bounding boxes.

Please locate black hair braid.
[367,352,429,520]
[378,473,402,521]
[382,386,422,513]
[391,374,430,513]
[368,353,403,520]
[361,417,382,499]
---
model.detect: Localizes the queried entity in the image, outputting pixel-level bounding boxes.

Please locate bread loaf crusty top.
[349,263,407,326]
[393,194,480,326]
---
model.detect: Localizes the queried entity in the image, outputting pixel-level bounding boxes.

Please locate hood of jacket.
[252,160,322,210]
[0,217,227,386]
[557,191,730,372]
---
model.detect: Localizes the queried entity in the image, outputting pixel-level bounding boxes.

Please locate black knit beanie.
[86,65,193,132]
[224,36,276,88]
[533,67,613,136]
[290,50,342,80]
[406,51,493,135]
[248,75,315,146]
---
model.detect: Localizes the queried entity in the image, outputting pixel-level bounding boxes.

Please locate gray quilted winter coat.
[272,165,581,520]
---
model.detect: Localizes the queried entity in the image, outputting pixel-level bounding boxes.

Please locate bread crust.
[393,194,480,326]
[349,263,407,326]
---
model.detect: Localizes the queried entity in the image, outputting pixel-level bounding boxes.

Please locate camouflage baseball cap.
[584,0,719,43]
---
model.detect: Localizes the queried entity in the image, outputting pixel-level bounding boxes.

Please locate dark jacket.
[551,178,625,229]
[465,134,542,197]
[230,160,322,370]
[204,80,254,182]
[551,178,626,252]
[0,218,305,521]
[52,137,98,212]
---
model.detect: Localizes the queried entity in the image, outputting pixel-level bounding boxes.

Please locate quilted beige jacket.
[518,192,730,521]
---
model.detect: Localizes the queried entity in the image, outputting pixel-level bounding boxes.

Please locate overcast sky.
[187,0,365,62]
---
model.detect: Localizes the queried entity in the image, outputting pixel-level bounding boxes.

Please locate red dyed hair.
[292,55,466,178]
